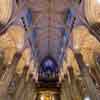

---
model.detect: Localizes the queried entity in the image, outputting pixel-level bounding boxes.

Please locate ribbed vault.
[0,0,100,100]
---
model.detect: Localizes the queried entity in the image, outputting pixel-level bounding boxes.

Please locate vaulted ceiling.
[0,0,100,82]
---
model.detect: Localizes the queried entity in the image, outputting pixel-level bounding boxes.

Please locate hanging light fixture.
[84,96,91,100]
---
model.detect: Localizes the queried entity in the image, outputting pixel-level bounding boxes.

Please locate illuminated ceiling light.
[40,95,44,100]
[73,45,80,53]
[84,96,91,100]
[61,48,64,52]
[17,43,23,50]
[97,0,100,4]
[17,40,23,51]
[26,61,30,66]
[26,57,30,66]
[74,45,79,49]
[86,63,90,67]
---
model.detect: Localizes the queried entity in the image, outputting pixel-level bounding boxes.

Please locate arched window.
[38,56,58,81]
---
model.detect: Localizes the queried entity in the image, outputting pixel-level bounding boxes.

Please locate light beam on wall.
[97,0,100,4]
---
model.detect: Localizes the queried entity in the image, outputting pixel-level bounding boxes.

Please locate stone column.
[90,67,100,98]
[7,73,20,98]
[0,48,5,77]
[0,52,22,100]
[20,73,36,100]
[67,66,82,100]
[74,53,99,100]
[61,75,72,100]
[0,64,6,79]
[76,75,90,100]
[13,65,28,100]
